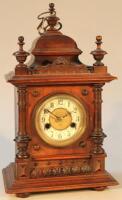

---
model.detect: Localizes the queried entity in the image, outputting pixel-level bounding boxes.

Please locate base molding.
[3,163,118,197]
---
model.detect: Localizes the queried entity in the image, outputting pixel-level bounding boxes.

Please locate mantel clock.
[3,3,118,198]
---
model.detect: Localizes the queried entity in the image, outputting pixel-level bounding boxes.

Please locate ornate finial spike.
[96,35,102,41]
[49,3,55,15]
[18,35,24,43]
[96,35,102,47]
[18,36,25,51]
[13,36,29,68]
[37,3,62,35]
[90,35,107,66]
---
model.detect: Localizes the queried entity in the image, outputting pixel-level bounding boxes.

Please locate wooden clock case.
[3,3,118,198]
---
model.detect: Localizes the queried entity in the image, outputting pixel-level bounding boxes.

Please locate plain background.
[0,0,122,199]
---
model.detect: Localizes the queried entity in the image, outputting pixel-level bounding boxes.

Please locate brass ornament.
[49,108,72,130]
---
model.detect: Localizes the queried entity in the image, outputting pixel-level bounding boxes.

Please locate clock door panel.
[26,85,94,159]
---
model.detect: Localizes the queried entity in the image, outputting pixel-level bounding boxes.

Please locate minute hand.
[44,109,61,120]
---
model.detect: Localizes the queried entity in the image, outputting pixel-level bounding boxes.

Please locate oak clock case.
[3,3,118,198]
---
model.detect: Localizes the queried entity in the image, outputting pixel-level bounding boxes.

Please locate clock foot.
[16,193,30,198]
[93,186,107,191]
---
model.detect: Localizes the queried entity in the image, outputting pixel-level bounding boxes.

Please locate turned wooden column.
[90,84,107,173]
[90,36,107,155]
[13,37,31,182]
[13,36,31,159]
[13,36,30,159]
[14,86,31,159]
[91,83,106,154]
[14,86,31,182]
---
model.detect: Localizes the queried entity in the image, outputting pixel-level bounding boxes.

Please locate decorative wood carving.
[32,144,40,151]
[19,164,27,177]
[30,159,92,178]
[52,56,71,65]
[30,63,88,75]
[94,160,101,172]
[82,89,89,96]
[31,90,40,97]
[14,135,31,159]
[16,163,27,178]
[79,140,86,147]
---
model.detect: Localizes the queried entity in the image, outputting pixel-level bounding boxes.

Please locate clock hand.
[44,109,61,120]
[62,111,71,118]
[62,113,68,118]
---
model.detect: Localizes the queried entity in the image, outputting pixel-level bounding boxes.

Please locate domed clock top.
[9,3,116,81]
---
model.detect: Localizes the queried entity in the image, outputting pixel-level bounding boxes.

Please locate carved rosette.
[91,84,106,154]
[14,87,31,159]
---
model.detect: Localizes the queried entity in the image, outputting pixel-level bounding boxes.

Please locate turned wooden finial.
[91,35,107,66]
[13,36,30,68]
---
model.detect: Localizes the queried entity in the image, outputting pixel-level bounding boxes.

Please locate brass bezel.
[34,94,87,147]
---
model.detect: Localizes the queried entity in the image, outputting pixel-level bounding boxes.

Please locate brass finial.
[13,36,30,68]
[37,3,62,35]
[91,35,107,66]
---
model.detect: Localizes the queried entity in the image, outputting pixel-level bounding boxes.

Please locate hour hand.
[62,111,71,118]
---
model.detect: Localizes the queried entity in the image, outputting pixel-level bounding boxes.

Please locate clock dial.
[34,94,87,147]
